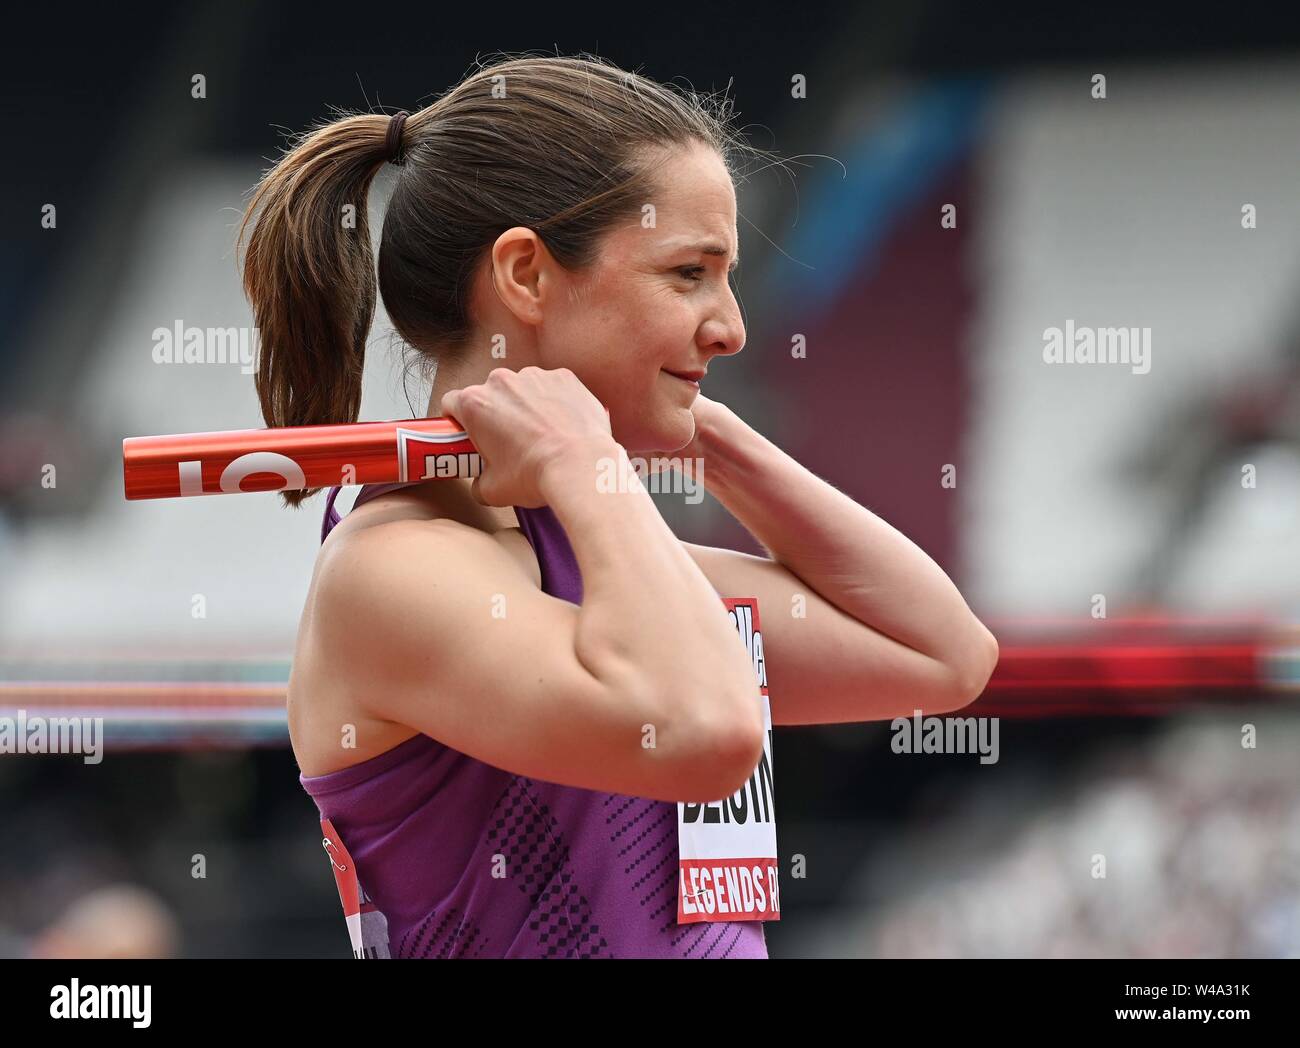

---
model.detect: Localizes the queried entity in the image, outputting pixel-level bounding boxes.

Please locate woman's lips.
[662,369,701,388]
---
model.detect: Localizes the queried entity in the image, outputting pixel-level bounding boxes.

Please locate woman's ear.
[488,226,549,324]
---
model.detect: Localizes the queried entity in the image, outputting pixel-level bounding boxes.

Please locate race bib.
[321,818,391,959]
[677,597,780,924]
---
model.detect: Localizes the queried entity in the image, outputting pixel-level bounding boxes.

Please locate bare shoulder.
[289,495,539,776]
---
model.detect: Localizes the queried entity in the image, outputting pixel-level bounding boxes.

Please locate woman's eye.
[677,266,705,282]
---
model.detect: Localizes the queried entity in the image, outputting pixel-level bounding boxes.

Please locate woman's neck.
[425,353,519,418]
[423,361,522,531]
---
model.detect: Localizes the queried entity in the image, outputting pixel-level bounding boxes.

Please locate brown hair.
[237,52,750,507]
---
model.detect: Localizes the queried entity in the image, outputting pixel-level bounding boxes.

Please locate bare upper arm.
[305,519,757,801]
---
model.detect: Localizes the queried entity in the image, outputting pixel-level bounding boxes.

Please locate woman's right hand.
[439,366,614,508]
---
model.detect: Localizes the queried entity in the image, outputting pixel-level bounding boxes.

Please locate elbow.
[935,625,1000,714]
[955,626,1000,709]
[699,677,768,796]
[705,718,767,798]
[626,677,766,802]
[668,706,766,802]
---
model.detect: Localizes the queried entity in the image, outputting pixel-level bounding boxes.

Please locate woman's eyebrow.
[667,240,740,271]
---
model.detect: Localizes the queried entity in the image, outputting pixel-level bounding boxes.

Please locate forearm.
[697,403,996,677]
[538,438,761,726]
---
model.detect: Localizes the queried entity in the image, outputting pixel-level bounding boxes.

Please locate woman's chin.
[622,430,684,457]
[614,399,695,455]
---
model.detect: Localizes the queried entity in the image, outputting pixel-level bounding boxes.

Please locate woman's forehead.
[637,177,738,253]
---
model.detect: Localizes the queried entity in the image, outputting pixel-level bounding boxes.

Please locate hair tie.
[385,111,410,165]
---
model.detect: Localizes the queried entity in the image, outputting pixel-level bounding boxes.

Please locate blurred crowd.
[812,713,1300,958]
[3,713,1296,958]
[0,884,179,959]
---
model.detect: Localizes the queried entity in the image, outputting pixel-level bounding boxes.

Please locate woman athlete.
[238,53,998,959]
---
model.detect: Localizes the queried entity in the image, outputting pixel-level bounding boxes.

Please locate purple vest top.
[301,482,768,959]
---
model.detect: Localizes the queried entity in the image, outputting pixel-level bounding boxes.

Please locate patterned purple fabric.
[300,483,767,958]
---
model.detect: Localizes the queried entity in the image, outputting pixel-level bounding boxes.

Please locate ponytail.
[237,111,398,508]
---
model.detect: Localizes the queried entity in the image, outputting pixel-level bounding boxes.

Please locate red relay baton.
[122,417,481,500]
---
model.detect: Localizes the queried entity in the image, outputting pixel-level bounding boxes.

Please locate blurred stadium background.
[2,1,1299,957]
